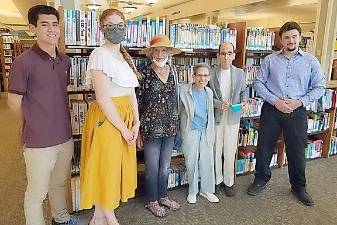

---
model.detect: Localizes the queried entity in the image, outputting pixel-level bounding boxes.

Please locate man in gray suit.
[208,42,248,196]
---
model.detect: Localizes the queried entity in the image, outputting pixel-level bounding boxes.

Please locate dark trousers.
[255,102,308,192]
[144,136,175,202]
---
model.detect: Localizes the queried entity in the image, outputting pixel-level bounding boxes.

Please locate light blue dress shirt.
[253,49,326,106]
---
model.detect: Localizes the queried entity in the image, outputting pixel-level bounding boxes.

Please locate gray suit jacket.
[208,65,248,125]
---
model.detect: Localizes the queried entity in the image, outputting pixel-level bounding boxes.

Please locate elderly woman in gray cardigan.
[179,63,218,204]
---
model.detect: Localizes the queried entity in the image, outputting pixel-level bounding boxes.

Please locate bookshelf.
[0,34,19,92]
[57,5,337,211]
[58,6,180,212]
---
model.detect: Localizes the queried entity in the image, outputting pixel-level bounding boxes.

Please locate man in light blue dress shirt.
[247,21,325,206]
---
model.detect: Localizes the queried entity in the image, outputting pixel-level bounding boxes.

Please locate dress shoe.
[224,185,236,197]
[291,189,314,206]
[215,183,222,194]
[247,180,267,196]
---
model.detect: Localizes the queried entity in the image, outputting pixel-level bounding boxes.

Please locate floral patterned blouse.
[137,65,179,140]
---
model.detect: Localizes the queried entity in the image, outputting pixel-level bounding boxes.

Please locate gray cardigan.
[208,65,248,125]
[179,84,215,148]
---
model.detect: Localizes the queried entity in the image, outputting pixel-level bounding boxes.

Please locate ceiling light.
[145,0,158,5]
[86,0,101,10]
[123,6,137,14]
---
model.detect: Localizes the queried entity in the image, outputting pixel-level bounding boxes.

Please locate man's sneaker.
[200,192,219,203]
[187,194,197,204]
[224,185,236,197]
[52,215,80,225]
[247,180,267,196]
[291,189,314,206]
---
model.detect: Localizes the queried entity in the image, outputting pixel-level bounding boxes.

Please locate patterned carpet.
[1,97,337,225]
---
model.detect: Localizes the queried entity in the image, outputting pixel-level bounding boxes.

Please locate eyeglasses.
[103,23,126,30]
[194,74,210,79]
[219,52,234,57]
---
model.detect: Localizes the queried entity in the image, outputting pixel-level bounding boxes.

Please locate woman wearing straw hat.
[137,35,181,217]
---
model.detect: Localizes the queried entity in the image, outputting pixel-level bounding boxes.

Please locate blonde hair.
[99,8,141,78]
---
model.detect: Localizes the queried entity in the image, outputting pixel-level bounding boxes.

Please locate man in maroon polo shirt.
[7,5,78,225]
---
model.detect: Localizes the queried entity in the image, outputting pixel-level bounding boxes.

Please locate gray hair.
[193,63,210,75]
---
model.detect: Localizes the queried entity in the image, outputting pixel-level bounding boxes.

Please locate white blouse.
[86,46,139,96]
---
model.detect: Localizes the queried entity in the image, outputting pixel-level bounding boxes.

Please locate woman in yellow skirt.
[80,9,140,225]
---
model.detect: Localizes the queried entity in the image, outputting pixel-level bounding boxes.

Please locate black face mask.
[103,26,126,44]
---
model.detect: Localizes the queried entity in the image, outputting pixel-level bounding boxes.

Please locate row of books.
[247,86,259,98]
[125,17,166,48]
[241,98,264,118]
[71,138,81,175]
[307,112,330,134]
[306,89,336,112]
[300,36,314,54]
[175,65,193,83]
[2,43,12,49]
[246,27,275,50]
[70,100,91,135]
[1,35,18,43]
[68,56,89,91]
[245,66,260,85]
[236,152,279,174]
[305,139,323,159]
[329,137,337,155]
[167,164,188,189]
[67,55,218,91]
[245,57,264,66]
[133,57,151,68]
[64,9,166,47]
[172,56,216,67]
[238,121,258,147]
[169,24,237,50]
[64,10,102,46]
[4,57,12,63]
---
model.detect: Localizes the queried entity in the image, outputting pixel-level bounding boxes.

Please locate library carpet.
[1,97,337,225]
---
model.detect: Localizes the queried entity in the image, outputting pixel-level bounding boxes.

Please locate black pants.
[255,102,308,192]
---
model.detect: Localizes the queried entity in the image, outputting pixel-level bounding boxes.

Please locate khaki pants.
[214,113,240,186]
[23,138,73,225]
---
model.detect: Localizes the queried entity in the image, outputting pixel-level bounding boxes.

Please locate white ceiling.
[0,0,318,27]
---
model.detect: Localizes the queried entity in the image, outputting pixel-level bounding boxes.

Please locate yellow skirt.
[80,96,137,210]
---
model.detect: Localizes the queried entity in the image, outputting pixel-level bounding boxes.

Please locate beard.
[286,44,297,52]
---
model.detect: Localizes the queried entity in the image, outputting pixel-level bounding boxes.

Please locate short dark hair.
[279,21,302,37]
[218,42,235,53]
[28,5,59,26]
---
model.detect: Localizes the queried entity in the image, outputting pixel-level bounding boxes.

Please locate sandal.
[145,201,167,217]
[159,197,181,210]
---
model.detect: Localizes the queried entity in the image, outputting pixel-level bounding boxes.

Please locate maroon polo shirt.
[8,44,72,148]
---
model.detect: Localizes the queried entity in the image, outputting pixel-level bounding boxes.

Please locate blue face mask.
[103,25,126,44]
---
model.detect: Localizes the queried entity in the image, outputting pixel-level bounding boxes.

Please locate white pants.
[23,138,73,225]
[182,129,215,195]
[214,112,240,186]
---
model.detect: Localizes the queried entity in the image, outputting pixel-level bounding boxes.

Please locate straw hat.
[139,35,181,57]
